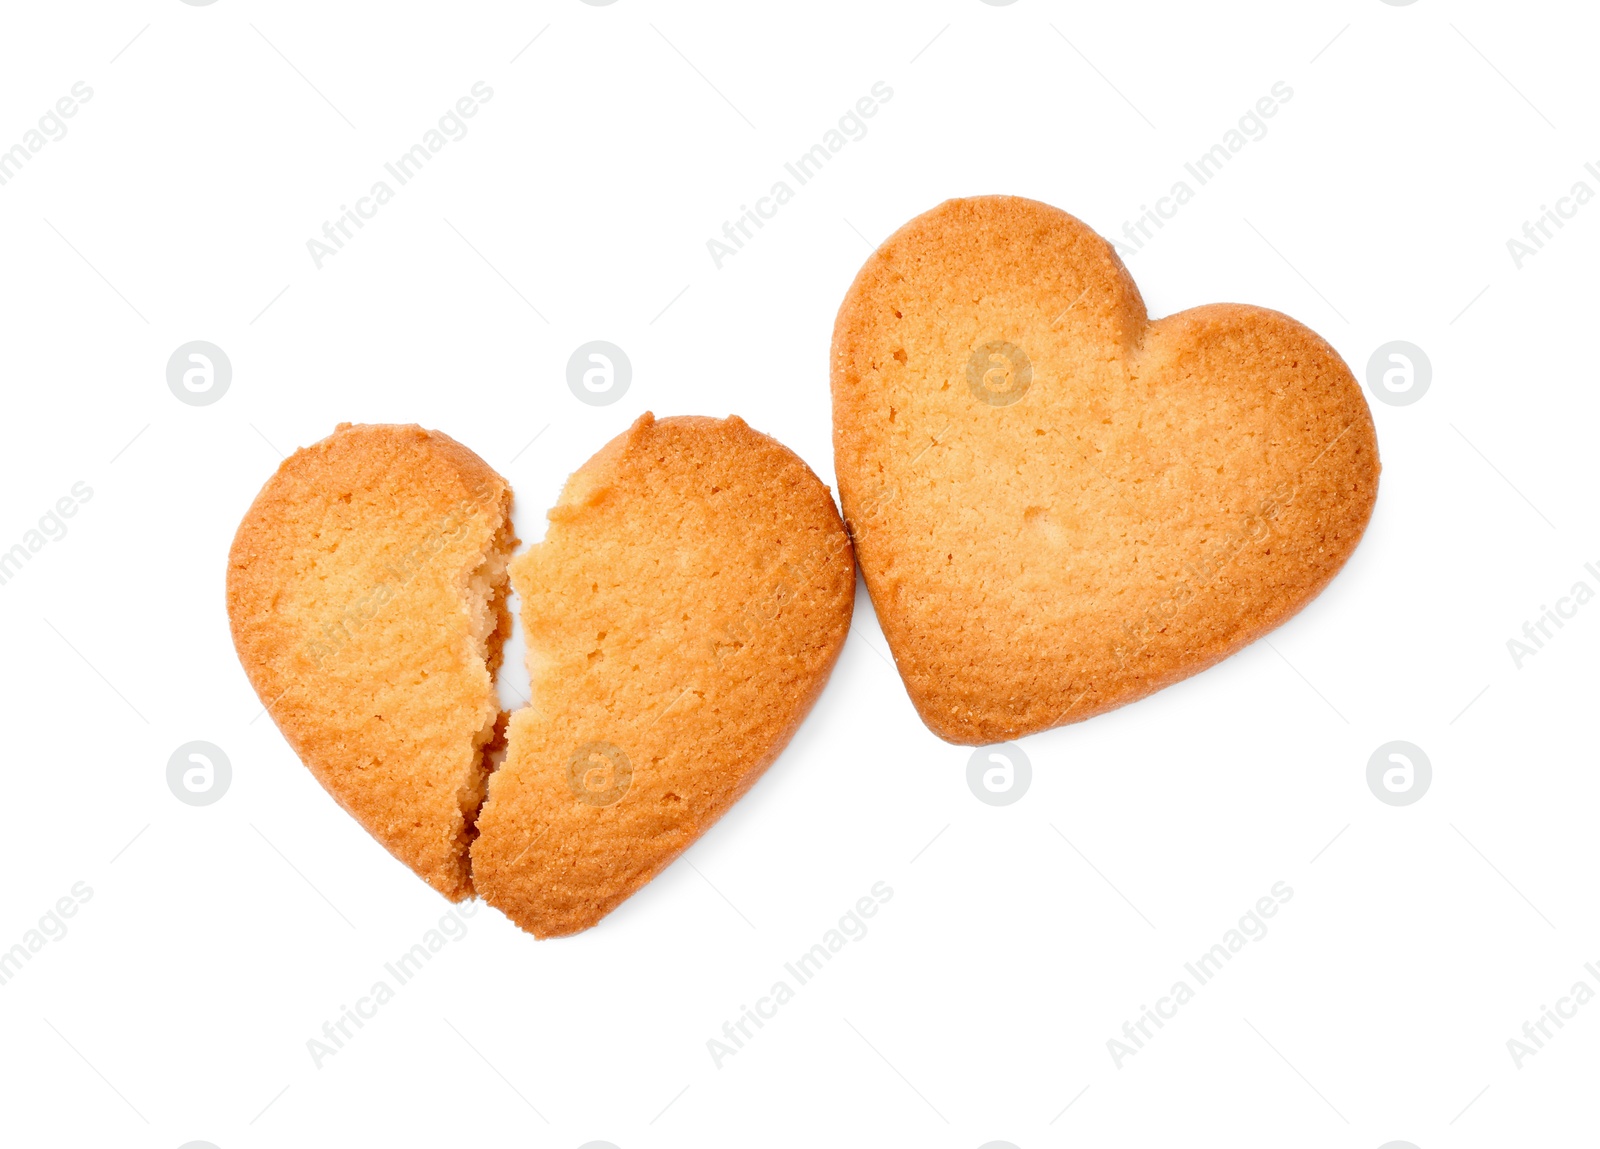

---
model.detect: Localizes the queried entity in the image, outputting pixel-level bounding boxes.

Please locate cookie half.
[471,414,854,937]
[227,423,515,898]
[832,195,1380,743]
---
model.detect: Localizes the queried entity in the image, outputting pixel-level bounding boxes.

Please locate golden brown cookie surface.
[471,414,854,938]
[832,196,1379,744]
[227,423,515,898]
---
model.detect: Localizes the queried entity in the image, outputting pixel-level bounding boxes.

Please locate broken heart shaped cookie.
[227,423,515,898]
[228,416,853,937]
[831,196,1379,744]
[471,414,853,937]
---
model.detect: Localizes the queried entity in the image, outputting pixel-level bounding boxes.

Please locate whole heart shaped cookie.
[831,196,1379,744]
[227,423,515,898]
[471,414,854,937]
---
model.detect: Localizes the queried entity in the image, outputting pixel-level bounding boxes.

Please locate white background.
[1,1,1596,1146]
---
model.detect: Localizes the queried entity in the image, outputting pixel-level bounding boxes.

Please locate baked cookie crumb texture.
[227,423,515,899]
[831,195,1379,744]
[471,414,855,938]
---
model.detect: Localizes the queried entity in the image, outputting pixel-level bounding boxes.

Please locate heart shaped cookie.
[471,414,854,937]
[831,196,1379,744]
[227,423,515,898]
[229,416,853,936]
